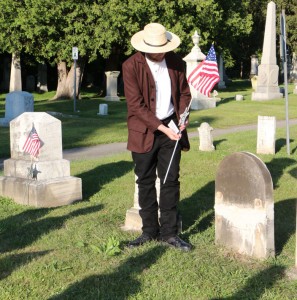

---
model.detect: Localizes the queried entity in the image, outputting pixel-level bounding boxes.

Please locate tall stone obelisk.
[252,1,282,101]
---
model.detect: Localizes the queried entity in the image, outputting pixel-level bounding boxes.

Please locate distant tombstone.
[9,53,22,92]
[250,55,259,76]
[218,55,226,89]
[97,104,108,115]
[105,71,120,101]
[0,112,82,207]
[0,91,34,127]
[198,122,215,151]
[235,94,244,101]
[215,151,275,259]
[257,116,276,154]
[26,75,35,92]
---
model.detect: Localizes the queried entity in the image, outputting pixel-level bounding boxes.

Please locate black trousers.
[132,132,181,239]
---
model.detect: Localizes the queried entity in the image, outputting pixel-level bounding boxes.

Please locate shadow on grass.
[213,139,227,149]
[274,198,296,255]
[179,181,215,238]
[76,160,133,199]
[275,138,294,153]
[0,250,51,280]
[266,157,296,188]
[211,265,285,300]
[48,245,167,299]
[0,204,103,254]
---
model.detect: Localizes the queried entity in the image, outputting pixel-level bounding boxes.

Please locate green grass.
[0,80,296,157]
[0,80,297,299]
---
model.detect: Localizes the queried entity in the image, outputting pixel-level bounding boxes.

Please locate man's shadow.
[76,160,133,199]
[0,204,103,254]
[48,245,167,299]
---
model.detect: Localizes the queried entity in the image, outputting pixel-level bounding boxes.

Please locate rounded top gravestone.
[215,151,273,208]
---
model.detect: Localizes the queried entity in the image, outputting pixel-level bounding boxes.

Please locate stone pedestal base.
[252,91,283,101]
[0,176,82,207]
[104,96,120,101]
[121,207,142,231]
[191,98,216,110]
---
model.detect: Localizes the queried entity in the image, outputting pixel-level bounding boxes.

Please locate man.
[123,23,192,251]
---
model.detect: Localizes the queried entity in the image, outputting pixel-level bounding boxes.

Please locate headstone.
[215,151,275,259]
[252,2,283,100]
[257,116,276,154]
[235,95,244,101]
[250,55,259,76]
[218,55,226,89]
[37,63,48,93]
[97,104,108,115]
[9,53,22,92]
[0,91,34,127]
[251,76,258,90]
[289,52,297,83]
[0,112,82,207]
[26,75,35,92]
[183,31,216,110]
[122,175,160,231]
[104,71,120,101]
[198,122,215,151]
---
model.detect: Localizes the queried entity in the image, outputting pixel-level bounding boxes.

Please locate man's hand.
[157,124,181,141]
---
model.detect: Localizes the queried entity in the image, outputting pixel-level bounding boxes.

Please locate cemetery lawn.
[0,79,297,157]
[0,80,297,299]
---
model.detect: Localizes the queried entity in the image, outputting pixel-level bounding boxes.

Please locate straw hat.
[131,23,180,53]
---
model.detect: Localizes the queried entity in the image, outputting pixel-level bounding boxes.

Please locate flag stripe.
[187,44,220,97]
[22,126,42,157]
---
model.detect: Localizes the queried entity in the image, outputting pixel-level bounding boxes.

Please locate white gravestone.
[105,71,120,101]
[0,112,82,207]
[97,104,108,115]
[198,122,215,151]
[257,116,276,155]
[215,151,275,259]
[0,91,34,127]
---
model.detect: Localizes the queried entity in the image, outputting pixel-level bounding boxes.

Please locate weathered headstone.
[105,71,120,101]
[198,122,215,151]
[215,151,275,259]
[252,1,283,100]
[235,94,244,101]
[218,55,226,89]
[250,55,259,76]
[0,91,34,127]
[257,116,276,154]
[0,112,82,207]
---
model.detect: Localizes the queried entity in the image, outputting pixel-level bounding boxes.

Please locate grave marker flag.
[22,124,42,157]
[187,44,220,97]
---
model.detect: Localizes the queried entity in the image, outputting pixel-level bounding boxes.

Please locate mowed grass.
[0,80,296,299]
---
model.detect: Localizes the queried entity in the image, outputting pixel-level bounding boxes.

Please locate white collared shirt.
[145,56,174,120]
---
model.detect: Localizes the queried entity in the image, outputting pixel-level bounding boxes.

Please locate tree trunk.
[52,59,85,100]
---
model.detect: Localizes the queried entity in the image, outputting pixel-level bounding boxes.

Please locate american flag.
[22,125,42,157]
[187,44,220,97]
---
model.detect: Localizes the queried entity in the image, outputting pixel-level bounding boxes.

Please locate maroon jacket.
[123,51,191,153]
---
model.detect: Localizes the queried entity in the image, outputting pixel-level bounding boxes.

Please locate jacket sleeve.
[122,56,162,133]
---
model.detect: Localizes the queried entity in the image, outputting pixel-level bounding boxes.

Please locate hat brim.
[131,31,180,53]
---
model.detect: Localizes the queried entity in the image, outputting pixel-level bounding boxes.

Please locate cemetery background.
[0,80,297,299]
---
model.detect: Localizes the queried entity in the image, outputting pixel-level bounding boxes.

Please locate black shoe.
[127,233,154,248]
[162,236,192,252]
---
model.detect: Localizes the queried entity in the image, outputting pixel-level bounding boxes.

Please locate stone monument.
[105,71,120,101]
[9,53,22,92]
[218,55,226,89]
[183,31,216,110]
[215,151,275,259]
[123,175,160,231]
[257,116,276,155]
[0,91,34,127]
[252,1,283,100]
[0,112,82,207]
[198,122,215,151]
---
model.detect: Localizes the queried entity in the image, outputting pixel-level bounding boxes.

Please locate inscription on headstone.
[257,116,276,154]
[215,151,275,259]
